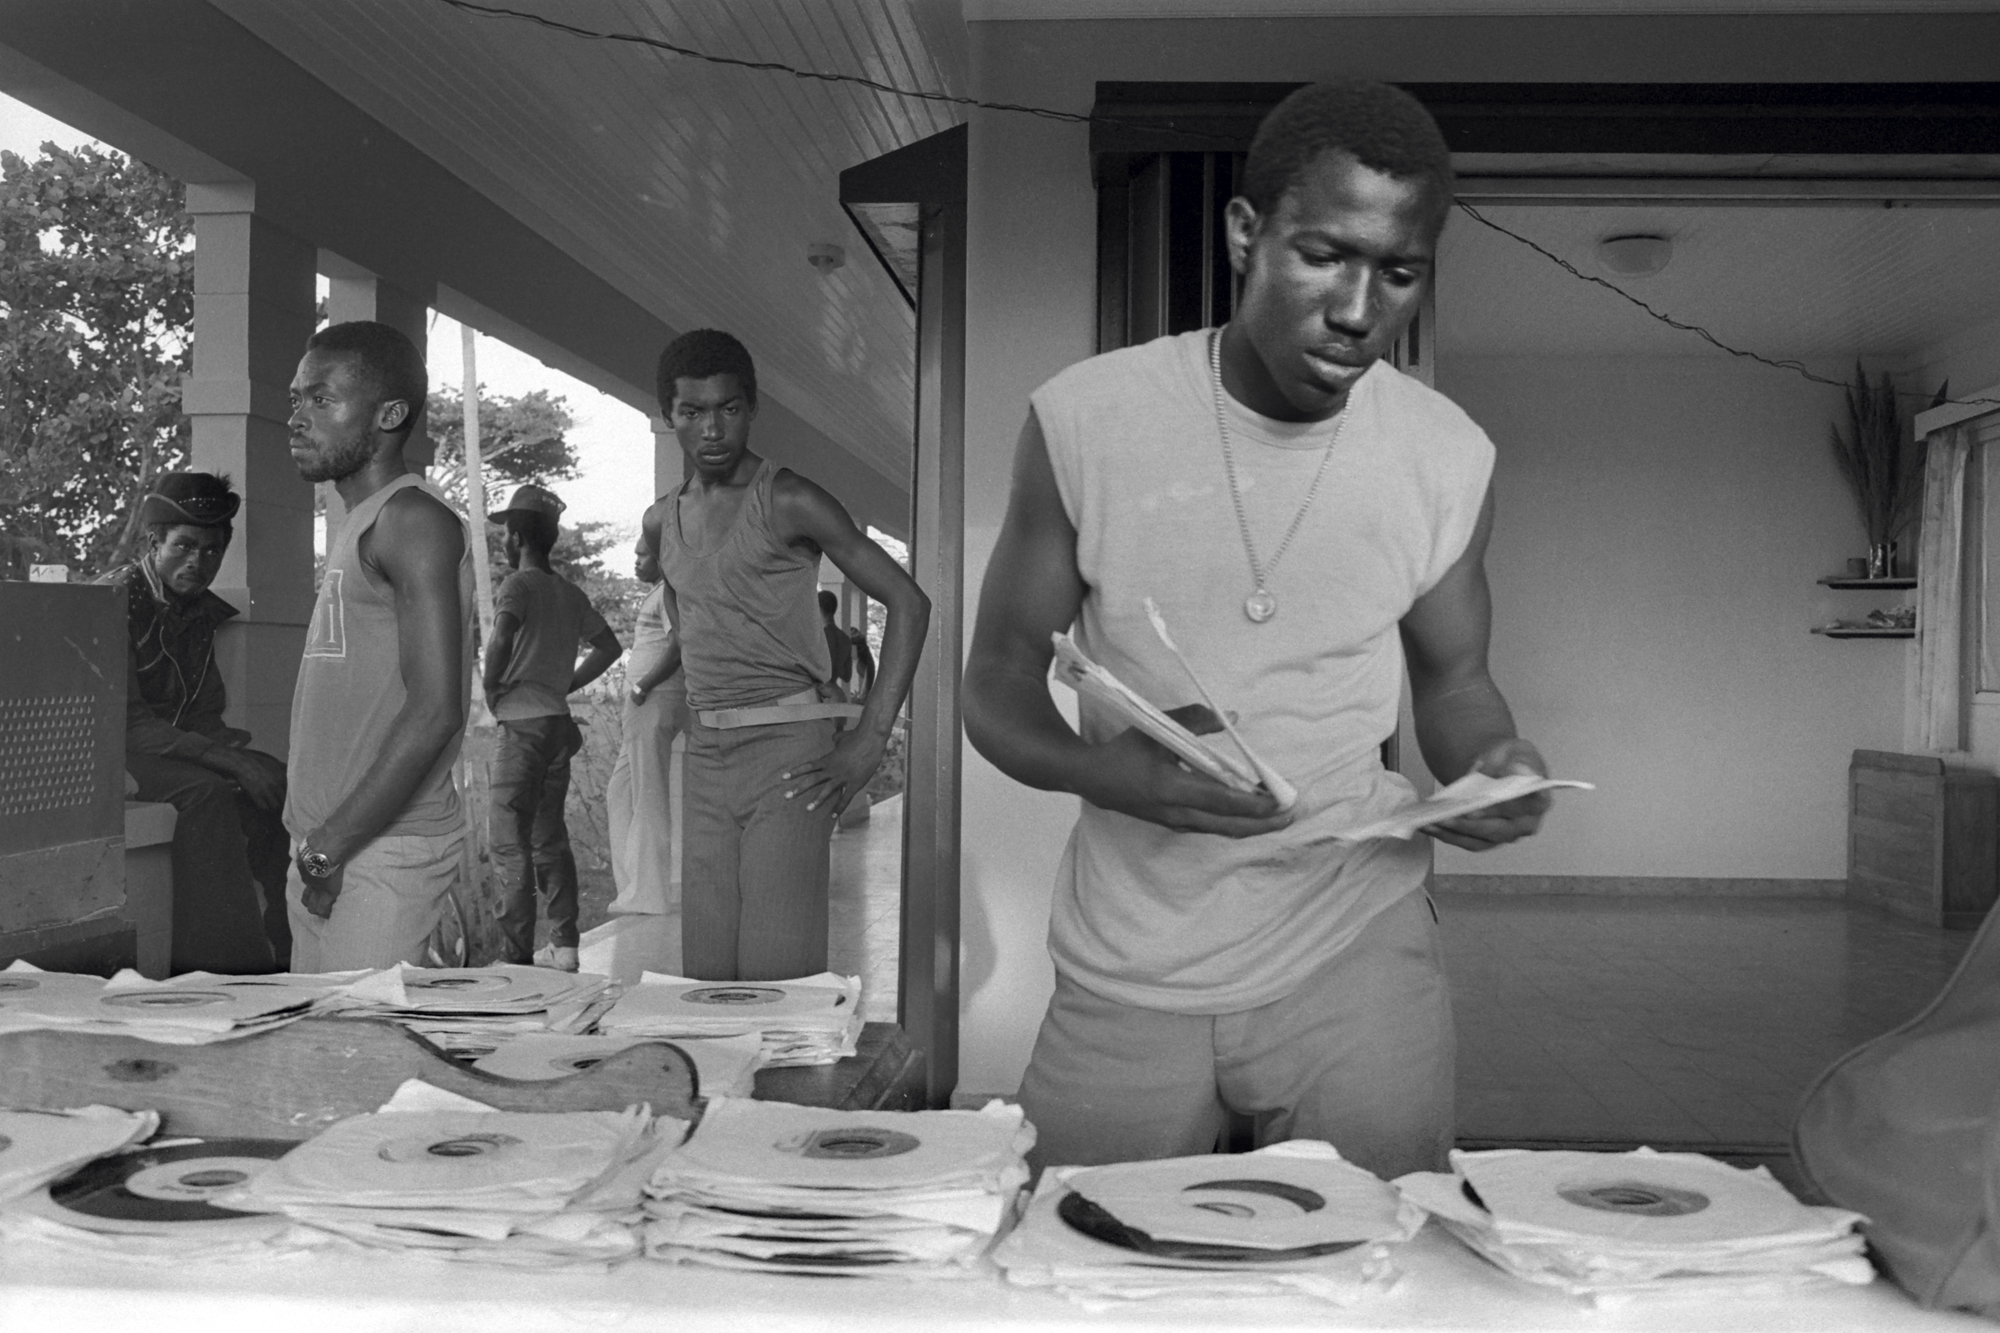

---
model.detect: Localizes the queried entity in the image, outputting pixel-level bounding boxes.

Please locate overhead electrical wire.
[435,0,2000,411]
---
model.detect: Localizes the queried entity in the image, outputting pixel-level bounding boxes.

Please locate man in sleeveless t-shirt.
[481,483,623,972]
[638,329,929,982]
[965,82,1560,1178]
[284,321,475,972]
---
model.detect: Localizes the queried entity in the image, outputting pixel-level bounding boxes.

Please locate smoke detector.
[807,242,846,274]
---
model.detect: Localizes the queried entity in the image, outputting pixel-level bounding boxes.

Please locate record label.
[99,990,236,1010]
[1559,1180,1710,1218]
[377,1130,525,1163]
[0,976,42,994]
[1067,1152,1406,1253]
[778,1128,920,1161]
[683,987,786,1006]
[42,1138,294,1229]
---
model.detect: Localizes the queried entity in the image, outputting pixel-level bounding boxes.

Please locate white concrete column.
[319,254,437,548]
[651,416,683,501]
[181,183,318,756]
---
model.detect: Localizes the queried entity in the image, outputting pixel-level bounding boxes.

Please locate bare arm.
[769,471,930,816]
[961,413,1288,837]
[571,625,623,693]
[482,609,521,708]
[309,489,469,865]
[1400,485,1549,851]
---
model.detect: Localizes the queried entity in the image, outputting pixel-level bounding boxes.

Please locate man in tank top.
[284,321,475,972]
[639,329,929,982]
[964,82,1560,1178]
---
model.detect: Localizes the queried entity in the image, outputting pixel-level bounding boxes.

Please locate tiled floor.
[1441,893,1972,1155]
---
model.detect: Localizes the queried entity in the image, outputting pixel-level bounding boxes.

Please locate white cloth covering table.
[1,1223,1985,1333]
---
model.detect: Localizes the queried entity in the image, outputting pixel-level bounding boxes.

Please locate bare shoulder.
[366,484,466,576]
[770,467,854,543]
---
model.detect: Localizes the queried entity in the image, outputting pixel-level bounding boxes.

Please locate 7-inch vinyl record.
[27,1138,295,1235]
[1063,1153,1404,1258]
[1457,1150,1820,1243]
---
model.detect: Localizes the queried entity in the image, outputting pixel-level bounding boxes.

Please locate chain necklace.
[1209,327,1345,624]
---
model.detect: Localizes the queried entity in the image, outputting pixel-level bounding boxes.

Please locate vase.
[1869,542,1897,579]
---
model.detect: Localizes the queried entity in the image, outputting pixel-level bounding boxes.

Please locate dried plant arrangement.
[1827,362,1949,552]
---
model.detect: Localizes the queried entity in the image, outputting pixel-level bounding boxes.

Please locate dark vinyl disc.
[39,1137,295,1230]
[1056,1186,1363,1263]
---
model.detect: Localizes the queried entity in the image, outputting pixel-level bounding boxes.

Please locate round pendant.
[1245,589,1278,623]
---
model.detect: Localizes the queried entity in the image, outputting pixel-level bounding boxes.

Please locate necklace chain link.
[1209,328,1346,623]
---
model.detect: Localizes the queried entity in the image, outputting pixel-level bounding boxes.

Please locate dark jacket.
[97,559,241,760]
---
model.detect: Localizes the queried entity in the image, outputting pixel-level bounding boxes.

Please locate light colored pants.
[1018,889,1455,1181]
[286,829,461,973]
[608,685,686,916]
[680,715,836,982]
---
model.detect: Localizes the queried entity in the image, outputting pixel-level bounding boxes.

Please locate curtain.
[1909,423,1973,753]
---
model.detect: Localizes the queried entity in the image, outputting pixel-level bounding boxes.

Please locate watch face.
[301,852,333,878]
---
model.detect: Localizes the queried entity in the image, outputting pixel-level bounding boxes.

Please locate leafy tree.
[0,143,191,574]
[425,385,579,510]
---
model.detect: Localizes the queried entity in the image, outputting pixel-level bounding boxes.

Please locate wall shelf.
[1812,626,1914,639]
[1819,576,1917,590]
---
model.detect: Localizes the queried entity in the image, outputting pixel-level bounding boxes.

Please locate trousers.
[286,828,461,972]
[490,714,583,963]
[125,752,285,974]
[680,715,836,981]
[607,685,686,916]
[1017,889,1455,1181]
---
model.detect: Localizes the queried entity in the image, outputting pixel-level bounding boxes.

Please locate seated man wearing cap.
[101,472,285,973]
[481,483,623,972]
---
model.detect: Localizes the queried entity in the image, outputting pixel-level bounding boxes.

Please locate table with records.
[0,1219,1982,1333]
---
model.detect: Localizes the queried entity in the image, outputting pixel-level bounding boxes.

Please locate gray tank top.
[285,473,474,840]
[656,458,829,712]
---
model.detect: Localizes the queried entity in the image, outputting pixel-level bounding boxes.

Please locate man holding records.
[963,81,1554,1178]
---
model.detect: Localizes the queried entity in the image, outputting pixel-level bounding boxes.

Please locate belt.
[697,686,863,730]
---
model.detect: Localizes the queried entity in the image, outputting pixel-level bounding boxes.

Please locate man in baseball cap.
[99,471,287,972]
[482,482,623,970]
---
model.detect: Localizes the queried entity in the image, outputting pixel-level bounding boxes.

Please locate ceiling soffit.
[213,0,971,490]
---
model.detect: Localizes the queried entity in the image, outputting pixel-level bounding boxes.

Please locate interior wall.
[958,10,2000,1095]
[1431,355,1906,881]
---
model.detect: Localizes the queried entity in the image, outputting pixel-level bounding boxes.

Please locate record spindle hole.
[1559,1179,1710,1217]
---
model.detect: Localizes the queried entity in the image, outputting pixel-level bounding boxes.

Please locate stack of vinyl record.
[0,1106,158,1202]
[0,963,321,1043]
[643,1097,1033,1277]
[993,1140,1422,1306]
[1,1129,328,1261]
[472,1030,767,1097]
[1395,1148,1874,1303]
[598,972,862,1067]
[318,964,618,1055]
[221,1085,683,1268]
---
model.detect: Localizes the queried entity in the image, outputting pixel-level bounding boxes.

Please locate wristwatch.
[298,840,338,879]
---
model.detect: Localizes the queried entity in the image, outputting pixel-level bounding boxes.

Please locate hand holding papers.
[1325,769,1593,844]
[1051,616,1297,811]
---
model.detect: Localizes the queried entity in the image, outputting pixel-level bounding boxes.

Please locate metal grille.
[0,695,98,817]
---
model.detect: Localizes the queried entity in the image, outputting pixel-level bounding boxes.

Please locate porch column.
[319,255,438,547]
[651,416,683,500]
[181,183,318,756]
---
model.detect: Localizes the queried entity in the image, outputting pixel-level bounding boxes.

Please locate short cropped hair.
[818,589,838,616]
[1242,80,1454,217]
[306,320,428,437]
[504,510,559,558]
[656,329,758,414]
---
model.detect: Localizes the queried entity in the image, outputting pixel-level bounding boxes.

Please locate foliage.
[1828,363,1949,546]
[425,385,579,510]
[0,143,192,574]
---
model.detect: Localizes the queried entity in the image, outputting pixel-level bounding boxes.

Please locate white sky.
[1,92,653,543]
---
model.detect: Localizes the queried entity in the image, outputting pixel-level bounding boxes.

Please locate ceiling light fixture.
[806,242,846,274]
[1596,233,1674,278]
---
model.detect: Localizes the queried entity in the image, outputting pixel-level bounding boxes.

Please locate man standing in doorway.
[640,329,929,982]
[103,472,287,972]
[284,320,475,972]
[819,589,854,698]
[963,81,1554,1179]
[481,483,623,972]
